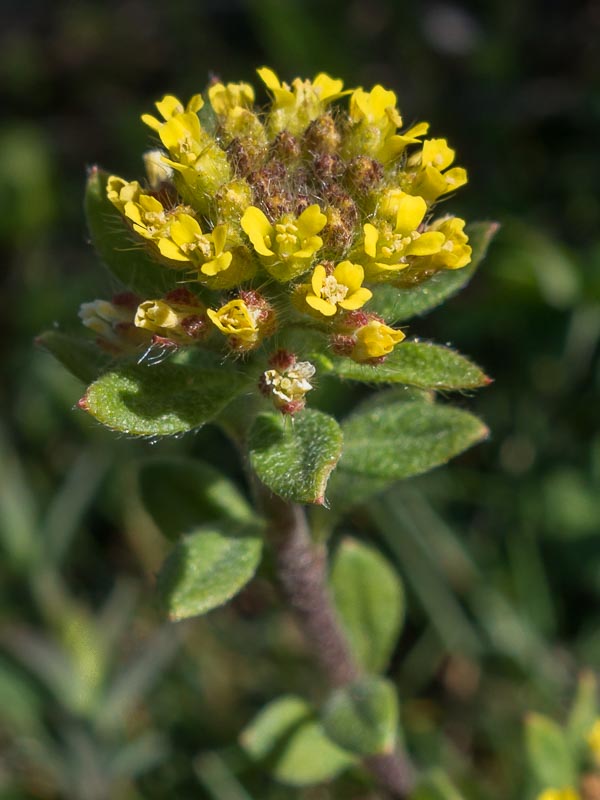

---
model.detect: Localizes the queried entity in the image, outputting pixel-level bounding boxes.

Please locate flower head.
[207,292,275,352]
[350,319,406,363]
[299,261,372,317]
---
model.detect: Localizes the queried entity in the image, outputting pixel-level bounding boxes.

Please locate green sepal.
[525,712,577,790]
[139,457,256,540]
[369,222,498,324]
[249,409,343,505]
[240,695,354,787]
[36,331,110,384]
[85,167,176,296]
[327,342,490,390]
[331,538,405,673]
[321,676,399,757]
[81,361,250,436]
[157,521,263,619]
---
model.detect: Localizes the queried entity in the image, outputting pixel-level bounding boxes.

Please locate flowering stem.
[258,485,416,798]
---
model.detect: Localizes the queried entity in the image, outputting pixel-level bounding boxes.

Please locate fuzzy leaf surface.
[369,222,498,323]
[328,342,489,390]
[157,522,263,620]
[241,696,354,786]
[331,538,404,673]
[525,712,576,789]
[321,677,399,757]
[37,331,110,384]
[249,409,343,504]
[139,458,255,540]
[85,167,176,296]
[83,362,249,436]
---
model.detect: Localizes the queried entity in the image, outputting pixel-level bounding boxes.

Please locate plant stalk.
[259,486,415,799]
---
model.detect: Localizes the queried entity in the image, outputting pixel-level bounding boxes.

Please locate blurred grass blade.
[0,425,38,570]
[195,751,255,800]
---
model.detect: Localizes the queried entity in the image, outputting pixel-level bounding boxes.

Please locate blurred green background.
[1,1,599,798]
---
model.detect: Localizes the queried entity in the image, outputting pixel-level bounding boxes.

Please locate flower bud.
[134,288,207,345]
[79,293,150,354]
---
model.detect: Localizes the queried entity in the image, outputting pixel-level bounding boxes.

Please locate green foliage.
[321,677,399,757]
[410,770,467,800]
[83,361,250,436]
[157,522,263,620]
[36,331,111,384]
[369,222,498,323]
[240,696,354,786]
[525,712,576,790]
[248,409,343,504]
[139,457,255,540]
[327,342,489,390]
[330,538,405,673]
[85,168,176,296]
[328,399,488,511]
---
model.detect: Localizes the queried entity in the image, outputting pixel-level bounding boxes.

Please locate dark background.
[1,2,599,798]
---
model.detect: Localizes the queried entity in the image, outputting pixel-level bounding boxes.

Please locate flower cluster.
[81,69,472,413]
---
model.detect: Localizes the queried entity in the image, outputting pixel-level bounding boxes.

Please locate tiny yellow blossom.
[362,193,445,281]
[406,138,468,202]
[106,175,144,214]
[420,217,472,271]
[156,212,232,276]
[260,352,316,414]
[258,67,349,135]
[207,299,262,350]
[241,204,327,281]
[536,789,581,800]
[349,85,403,128]
[301,261,372,317]
[141,93,204,132]
[208,82,255,115]
[208,81,267,146]
[351,319,406,363]
[135,290,207,343]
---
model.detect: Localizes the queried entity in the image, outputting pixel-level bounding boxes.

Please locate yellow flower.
[107,176,176,242]
[260,354,316,414]
[106,175,144,214]
[418,217,472,271]
[241,204,327,281]
[135,289,207,343]
[351,319,405,362]
[207,299,262,350]
[536,789,580,800]
[156,212,232,276]
[587,719,600,763]
[208,82,255,115]
[141,93,204,132]
[301,261,372,317]
[362,193,445,281]
[257,67,349,135]
[349,85,403,128]
[406,138,468,202]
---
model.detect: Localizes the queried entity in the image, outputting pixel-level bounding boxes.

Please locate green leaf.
[411,770,467,800]
[566,671,597,758]
[85,167,176,296]
[82,361,250,436]
[327,342,490,390]
[328,400,487,513]
[249,409,343,505]
[340,400,487,481]
[241,696,354,787]
[369,222,498,323]
[139,458,255,540]
[37,331,110,384]
[331,538,404,673]
[157,522,263,619]
[321,676,399,757]
[525,712,576,789]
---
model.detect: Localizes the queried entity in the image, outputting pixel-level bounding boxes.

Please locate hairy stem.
[259,486,415,799]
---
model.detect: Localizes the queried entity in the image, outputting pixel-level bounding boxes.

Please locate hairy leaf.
[321,677,399,757]
[82,362,249,436]
[249,409,343,505]
[328,342,490,390]
[37,331,110,384]
[331,538,405,673]
[157,522,263,619]
[241,696,354,787]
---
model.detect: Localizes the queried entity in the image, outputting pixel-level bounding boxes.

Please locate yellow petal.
[311,264,327,295]
[187,94,204,113]
[158,238,188,261]
[305,295,337,316]
[211,224,228,255]
[155,95,184,120]
[333,260,363,292]
[141,113,162,131]
[394,194,427,236]
[422,138,455,170]
[257,67,281,91]
[363,224,380,258]
[294,235,323,258]
[241,206,274,256]
[200,251,233,276]
[339,287,372,310]
[296,204,327,237]
[406,232,445,256]
[313,73,344,100]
